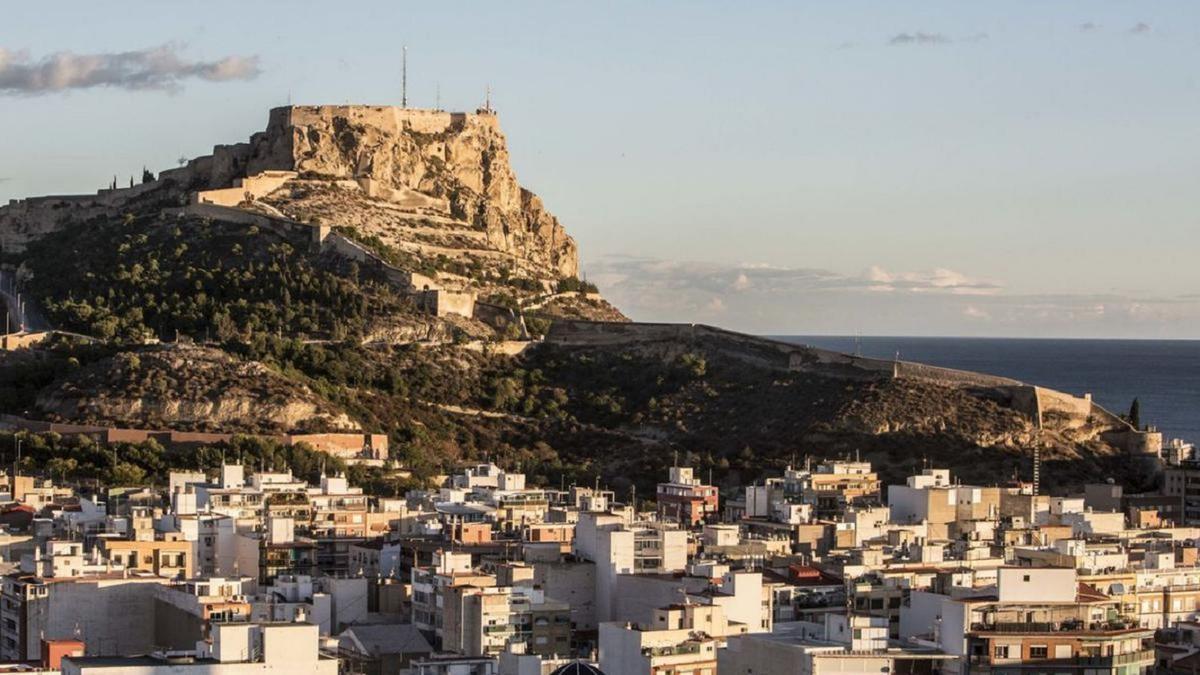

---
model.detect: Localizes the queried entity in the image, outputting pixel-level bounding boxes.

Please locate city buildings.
[0,451,1195,674]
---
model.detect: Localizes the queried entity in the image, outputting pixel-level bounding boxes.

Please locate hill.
[0,105,1155,496]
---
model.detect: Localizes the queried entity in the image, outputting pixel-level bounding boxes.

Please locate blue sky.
[3,1,1199,337]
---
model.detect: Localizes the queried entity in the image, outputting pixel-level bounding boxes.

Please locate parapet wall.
[544,320,1019,387]
[0,180,174,253]
[1,331,51,351]
[0,414,387,460]
[278,105,486,137]
[192,170,298,208]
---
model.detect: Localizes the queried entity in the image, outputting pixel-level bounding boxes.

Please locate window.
[1023,575,1031,582]
[1030,645,1048,659]
[994,645,1009,658]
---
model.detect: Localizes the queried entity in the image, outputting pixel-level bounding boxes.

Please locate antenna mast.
[402,46,408,108]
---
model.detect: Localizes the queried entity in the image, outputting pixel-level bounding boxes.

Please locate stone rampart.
[280,106,472,137]
[192,170,297,208]
[0,414,387,460]
[894,360,1021,388]
[1,331,51,351]
[178,205,478,319]
[417,289,477,319]
[0,179,173,253]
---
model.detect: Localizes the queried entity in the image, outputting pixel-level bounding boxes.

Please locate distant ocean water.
[775,336,1200,445]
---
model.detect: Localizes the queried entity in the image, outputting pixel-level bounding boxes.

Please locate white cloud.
[862,265,1000,295]
[889,32,952,46]
[0,44,260,95]
[587,254,1200,337]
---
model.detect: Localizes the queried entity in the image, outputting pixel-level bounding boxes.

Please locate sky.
[3,1,1200,338]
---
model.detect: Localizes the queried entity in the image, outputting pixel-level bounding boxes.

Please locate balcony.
[970,620,1140,634]
[969,648,1155,671]
[643,642,702,658]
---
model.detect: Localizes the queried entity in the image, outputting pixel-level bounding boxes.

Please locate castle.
[0,105,578,329]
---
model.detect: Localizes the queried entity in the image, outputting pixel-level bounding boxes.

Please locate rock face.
[216,106,577,278]
[0,106,579,280]
[35,345,356,433]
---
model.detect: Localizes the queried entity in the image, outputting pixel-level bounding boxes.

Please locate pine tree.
[1128,398,1142,430]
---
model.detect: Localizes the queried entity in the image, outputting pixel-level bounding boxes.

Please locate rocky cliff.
[0,106,579,282]
[240,106,578,279]
[34,344,356,433]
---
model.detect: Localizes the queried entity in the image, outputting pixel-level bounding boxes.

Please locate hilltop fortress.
[0,105,1163,461]
[0,105,578,279]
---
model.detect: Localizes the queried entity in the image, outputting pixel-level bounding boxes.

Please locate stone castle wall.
[177,203,477,320]
[192,170,298,208]
[279,105,486,136]
[545,320,1020,386]
[0,414,387,460]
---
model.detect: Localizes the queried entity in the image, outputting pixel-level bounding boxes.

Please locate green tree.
[1128,398,1142,430]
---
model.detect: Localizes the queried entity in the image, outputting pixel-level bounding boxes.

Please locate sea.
[775,336,1200,445]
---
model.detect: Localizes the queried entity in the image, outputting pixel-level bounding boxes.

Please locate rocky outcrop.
[35,344,355,433]
[233,106,577,278]
[1,106,579,281]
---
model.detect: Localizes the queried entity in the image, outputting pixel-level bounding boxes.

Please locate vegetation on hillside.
[16,214,414,343]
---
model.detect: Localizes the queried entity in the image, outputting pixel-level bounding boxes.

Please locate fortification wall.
[544,320,1018,384]
[282,106,471,136]
[178,204,479,320]
[1,331,51,351]
[175,203,318,246]
[0,179,173,253]
[894,360,1021,388]
[286,432,388,460]
[192,170,298,208]
[417,289,476,319]
[0,414,387,459]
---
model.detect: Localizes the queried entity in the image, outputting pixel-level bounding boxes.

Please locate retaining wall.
[0,414,386,459]
[1,331,51,351]
[192,170,298,207]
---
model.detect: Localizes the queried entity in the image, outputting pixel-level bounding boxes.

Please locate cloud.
[0,44,260,95]
[1128,22,1152,35]
[585,254,1200,336]
[862,265,1001,295]
[888,32,952,46]
[731,273,751,292]
[591,256,998,298]
[1079,22,1101,32]
[963,305,991,320]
